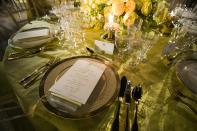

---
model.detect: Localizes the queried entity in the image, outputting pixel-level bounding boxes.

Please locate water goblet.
[115,32,134,61]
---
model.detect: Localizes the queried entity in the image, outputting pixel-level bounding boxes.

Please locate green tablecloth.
[2,25,197,131]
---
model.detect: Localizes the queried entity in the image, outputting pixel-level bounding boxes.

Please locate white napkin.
[12,29,50,43]
[20,20,56,33]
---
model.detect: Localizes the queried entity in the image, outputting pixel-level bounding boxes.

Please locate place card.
[95,40,114,55]
[49,59,106,105]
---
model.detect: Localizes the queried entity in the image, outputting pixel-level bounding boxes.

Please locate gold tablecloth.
[2,25,197,131]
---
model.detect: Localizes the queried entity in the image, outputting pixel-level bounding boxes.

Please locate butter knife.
[111,76,127,131]
[131,85,142,131]
[125,81,131,131]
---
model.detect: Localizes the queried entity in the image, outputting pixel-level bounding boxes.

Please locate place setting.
[39,56,120,118]
[163,53,197,114]
[7,20,59,61]
[166,51,197,115]
[35,54,144,131]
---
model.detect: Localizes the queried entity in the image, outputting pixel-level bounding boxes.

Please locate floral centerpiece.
[80,0,109,29]
[80,0,173,35]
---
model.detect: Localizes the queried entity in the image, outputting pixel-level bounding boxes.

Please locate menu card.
[49,60,106,105]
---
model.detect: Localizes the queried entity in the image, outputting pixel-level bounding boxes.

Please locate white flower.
[123,12,138,26]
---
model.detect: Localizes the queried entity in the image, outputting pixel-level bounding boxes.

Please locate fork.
[19,58,55,84]
[19,57,60,88]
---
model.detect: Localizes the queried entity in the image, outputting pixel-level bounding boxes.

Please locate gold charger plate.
[39,56,120,119]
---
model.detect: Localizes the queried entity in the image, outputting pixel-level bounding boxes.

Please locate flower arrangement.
[80,0,173,34]
[80,0,108,29]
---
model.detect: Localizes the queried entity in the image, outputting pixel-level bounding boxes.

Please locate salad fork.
[19,57,60,88]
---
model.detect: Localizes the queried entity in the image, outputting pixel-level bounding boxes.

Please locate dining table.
[2,17,197,131]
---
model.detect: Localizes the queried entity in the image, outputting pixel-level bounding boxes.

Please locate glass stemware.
[162,0,197,63]
[115,32,134,61]
[51,1,87,50]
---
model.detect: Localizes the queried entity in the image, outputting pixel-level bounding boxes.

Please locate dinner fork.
[19,57,60,88]
[19,58,55,84]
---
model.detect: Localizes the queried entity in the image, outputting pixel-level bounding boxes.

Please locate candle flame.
[109,13,114,24]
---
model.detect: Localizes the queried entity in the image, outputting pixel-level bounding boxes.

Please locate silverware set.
[8,44,61,61]
[168,82,197,115]
[8,47,45,61]
[19,57,60,89]
[111,76,143,131]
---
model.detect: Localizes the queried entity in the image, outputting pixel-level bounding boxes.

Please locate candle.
[107,13,115,40]
[108,13,114,26]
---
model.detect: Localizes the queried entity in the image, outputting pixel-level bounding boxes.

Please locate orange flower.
[112,0,125,16]
[125,0,136,13]
[123,12,138,26]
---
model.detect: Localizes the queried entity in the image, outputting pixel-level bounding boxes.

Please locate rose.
[112,0,125,16]
[125,0,136,13]
[123,12,138,26]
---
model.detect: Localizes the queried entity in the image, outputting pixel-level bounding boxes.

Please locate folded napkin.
[20,20,54,31]
[12,29,50,43]
[49,93,80,112]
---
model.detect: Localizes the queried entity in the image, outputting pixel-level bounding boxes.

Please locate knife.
[86,47,112,61]
[20,27,49,32]
[111,76,127,131]
[131,85,142,131]
[125,81,131,131]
